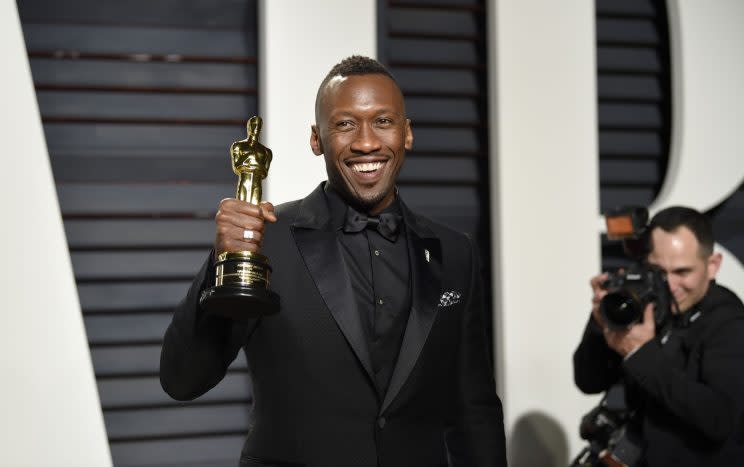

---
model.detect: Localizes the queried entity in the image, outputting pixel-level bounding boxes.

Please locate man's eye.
[336,121,353,129]
[377,118,392,125]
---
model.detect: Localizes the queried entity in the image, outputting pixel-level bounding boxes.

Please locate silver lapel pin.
[424,249,430,263]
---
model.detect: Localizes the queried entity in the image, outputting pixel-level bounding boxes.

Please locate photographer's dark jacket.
[574,282,744,467]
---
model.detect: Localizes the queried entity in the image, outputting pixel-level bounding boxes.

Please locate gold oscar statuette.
[199,116,280,320]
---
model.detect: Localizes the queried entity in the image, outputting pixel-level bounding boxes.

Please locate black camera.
[599,207,673,330]
[600,263,671,330]
[570,385,643,467]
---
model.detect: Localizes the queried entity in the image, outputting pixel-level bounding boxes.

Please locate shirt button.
[374,250,380,256]
[378,298,384,305]
[377,417,386,429]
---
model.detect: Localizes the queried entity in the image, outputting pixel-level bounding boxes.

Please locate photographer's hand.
[603,304,655,357]
[590,273,610,327]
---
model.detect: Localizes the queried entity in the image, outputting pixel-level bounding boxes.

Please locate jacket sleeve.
[445,235,507,467]
[622,308,744,443]
[573,315,623,394]
[159,254,257,401]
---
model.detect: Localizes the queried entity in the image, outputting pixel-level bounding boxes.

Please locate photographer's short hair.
[648,206,714,258]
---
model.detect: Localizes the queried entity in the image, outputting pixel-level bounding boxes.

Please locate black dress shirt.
[324,185,411,398]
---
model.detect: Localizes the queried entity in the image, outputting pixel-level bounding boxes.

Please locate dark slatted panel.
[596,0,672,268]
[597,0,744,268]
[709,184,744,264]
[378,0,492,332]
[17,1,257,465]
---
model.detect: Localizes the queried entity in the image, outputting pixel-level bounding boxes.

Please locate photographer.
[573,206,744,466]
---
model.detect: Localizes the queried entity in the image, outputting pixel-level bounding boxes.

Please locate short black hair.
[648,206,714,257]
[314,55,399,121]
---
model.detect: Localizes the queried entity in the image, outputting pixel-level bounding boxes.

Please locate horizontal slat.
[85,313,174,344]
[65,219,214,248]
[61,183,482,238]
[109,435,244,467]
[599,160,659,185]
[52,155,228,183]
[408,127,481,152]
[78,281,192,311]
[601,188,656,211]
[598,103,662,129]
[394,68,479,95]
[37,91,256,121]
[399,156,480,184]
[71,250,209,281]
[406,96,480,124]
[30,59,257,90]
[596,18,658,44]
[596,0,656,17]
[92,345,163,376]
[22,24,256,58]
[91,344,247,377]
[57,183,233,215]
[598,74,661,100]
[597,46,661,73]
[44,123,244,158]
[104,404,249,439]
[399,185,479,210]
[389,9,478,37]
[599,130,662,157]
[387,38,480,65]
[18,0,257,29]
[98,373,250,408]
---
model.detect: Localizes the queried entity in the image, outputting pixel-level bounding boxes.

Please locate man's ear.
[404,119,413,151]
[310,125,323,156]
[708,252,723,279]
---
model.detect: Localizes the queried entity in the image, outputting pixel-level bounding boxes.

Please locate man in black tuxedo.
[160,55,507,467]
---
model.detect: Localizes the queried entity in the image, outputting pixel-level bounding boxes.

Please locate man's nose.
[667,275,681,293]
[350,122,382,154]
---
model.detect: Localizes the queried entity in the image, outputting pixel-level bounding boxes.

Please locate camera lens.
[601,292,642,329]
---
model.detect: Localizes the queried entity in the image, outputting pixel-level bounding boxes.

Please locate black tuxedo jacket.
[160,183,507,467]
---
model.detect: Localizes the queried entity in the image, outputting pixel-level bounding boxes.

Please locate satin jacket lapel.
[290,184,375,383]
[380,201,442,414]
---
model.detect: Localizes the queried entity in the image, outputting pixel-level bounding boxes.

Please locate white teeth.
[350,161,384,173]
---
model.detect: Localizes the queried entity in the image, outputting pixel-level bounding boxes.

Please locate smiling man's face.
[647,226,721,313]
[310,73,413,214]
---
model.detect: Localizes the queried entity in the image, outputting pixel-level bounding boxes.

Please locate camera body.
[571,385,643,467]
[571,206,676,467]
[600,263,671,331]
[598,207,673,331]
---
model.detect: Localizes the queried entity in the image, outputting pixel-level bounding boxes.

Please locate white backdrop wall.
[0,3,111,466]
[653,0,744,293]
[488,1,601,464]
[259,0,377,205]
[489,1,744,465]
[4,1,741,465]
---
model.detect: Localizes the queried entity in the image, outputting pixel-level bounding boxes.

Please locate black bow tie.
[344,207,401,242]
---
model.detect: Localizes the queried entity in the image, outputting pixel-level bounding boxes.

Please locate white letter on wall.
[651,0,744,297]
[259,0,377,205]
[488,0,600,463]
[490,0,744,465]
[0,3,112,465]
